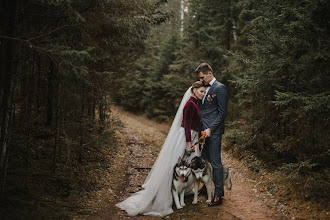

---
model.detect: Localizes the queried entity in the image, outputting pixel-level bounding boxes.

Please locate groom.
[196,63,228,206]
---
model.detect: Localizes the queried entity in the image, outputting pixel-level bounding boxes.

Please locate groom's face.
[198,71,213,84]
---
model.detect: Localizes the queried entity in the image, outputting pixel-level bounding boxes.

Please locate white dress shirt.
[202,78,216,104]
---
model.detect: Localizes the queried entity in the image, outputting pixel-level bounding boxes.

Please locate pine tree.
[0,0,169,215]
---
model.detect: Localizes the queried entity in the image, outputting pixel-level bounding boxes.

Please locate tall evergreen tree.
[120,0,192,120]
[0,0,168,217]
[228,0,329,200]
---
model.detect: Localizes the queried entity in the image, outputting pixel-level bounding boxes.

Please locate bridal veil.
[116,87,194,216]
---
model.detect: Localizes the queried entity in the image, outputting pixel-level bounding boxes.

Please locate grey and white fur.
[190,156,232,204]
[171,156,194,209]
[190,156,214,203]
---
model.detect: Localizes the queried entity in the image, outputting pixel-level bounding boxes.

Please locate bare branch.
[27,24,81,42]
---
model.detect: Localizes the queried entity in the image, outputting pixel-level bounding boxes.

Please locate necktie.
[203,84,211,103]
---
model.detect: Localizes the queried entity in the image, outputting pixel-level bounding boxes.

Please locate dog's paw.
[206,199,211,203]
[176,205,183,209]
[192,200,198,204]
[181,202,186,207]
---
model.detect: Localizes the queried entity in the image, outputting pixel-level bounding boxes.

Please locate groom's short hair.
[195,63,213,74]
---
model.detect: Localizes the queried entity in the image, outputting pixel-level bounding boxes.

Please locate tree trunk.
[0,80,16,196]
[99,100,104,129]
[225,3,232,50]
[232,19,237,44]
[180,0,185,37]
[46,61,54,127]
[78,85,86,163]
[0,0,18,197]
[52,65,60,171]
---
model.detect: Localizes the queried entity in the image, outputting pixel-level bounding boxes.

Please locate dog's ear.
[191,156,198,161]
[177,156,181,163]
[181,154,188,163]
[184,156,190,165]
[190,159,195,166]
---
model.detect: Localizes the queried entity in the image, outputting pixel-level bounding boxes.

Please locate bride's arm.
[183,101,194,152]
[183,102,194,144]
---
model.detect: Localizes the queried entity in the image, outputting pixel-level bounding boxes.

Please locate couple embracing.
[116,63,228,216]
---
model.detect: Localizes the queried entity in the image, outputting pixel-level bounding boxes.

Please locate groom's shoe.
[198,186,207,196]
[208,196,223,207]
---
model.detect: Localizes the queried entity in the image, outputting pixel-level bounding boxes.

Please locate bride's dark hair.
[191,81,206,93]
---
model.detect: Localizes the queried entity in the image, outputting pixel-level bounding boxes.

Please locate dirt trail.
[73,107,288,220]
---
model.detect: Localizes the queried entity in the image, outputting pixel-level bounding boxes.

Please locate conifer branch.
[27,24,80,42]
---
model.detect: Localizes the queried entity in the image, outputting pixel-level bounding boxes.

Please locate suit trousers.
[201,133,224,197]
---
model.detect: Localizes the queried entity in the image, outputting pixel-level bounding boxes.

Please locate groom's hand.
[204,128,212,138]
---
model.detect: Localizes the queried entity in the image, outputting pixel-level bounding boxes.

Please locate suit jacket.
[200,80,228,135]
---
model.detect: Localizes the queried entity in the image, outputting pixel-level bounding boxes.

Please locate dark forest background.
[0,0,329,218]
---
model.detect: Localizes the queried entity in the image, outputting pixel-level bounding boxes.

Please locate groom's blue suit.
[199,80,228,197]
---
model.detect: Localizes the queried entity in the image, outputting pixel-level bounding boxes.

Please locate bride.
[116,81,206,216]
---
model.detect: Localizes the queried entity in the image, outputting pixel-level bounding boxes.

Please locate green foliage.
[185,0,230,71]
[121,24,192,120]
[275,158,330,202]
[0,0,169,217]
[225,0,329,203]
[118,0,196,120]
[35,0,73,6]
[229,0,329,150]
[3,0,327,210]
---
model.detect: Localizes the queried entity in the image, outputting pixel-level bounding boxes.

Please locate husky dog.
[171,156,194,209]
[190,156,232,204]
[190,156,214,203]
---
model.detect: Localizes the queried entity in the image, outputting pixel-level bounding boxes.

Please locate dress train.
[116,88,197,216]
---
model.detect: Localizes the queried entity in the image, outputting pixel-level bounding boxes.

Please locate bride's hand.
[186,142,191,151]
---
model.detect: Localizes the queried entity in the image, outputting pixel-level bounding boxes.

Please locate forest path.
[73,106,288,220]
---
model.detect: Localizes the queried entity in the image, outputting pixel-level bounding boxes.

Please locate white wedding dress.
[116,87,199,216]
